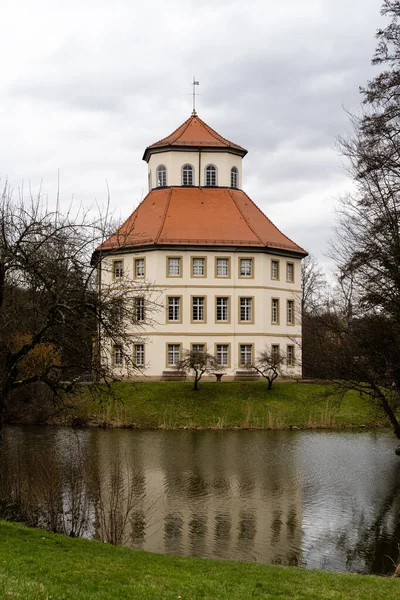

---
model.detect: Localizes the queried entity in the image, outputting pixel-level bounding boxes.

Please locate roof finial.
[192,76,199,116]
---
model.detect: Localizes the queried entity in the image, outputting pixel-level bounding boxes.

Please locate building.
[94,111,307,380]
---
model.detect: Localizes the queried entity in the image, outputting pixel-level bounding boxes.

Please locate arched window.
[156,165,167,187]
[231,166,238,188]
[205,165,217,186]
[182,164,194,186]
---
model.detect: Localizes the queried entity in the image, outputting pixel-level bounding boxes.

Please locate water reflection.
[1,426,399,574]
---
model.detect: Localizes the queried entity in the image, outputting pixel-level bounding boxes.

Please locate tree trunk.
[376,389,400,441]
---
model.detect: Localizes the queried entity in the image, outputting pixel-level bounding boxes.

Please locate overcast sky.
[0,0,384,270]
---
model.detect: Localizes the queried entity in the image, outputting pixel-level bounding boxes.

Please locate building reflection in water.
[87,429,303,565]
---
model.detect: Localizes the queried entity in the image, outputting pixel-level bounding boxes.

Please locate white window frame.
[168,297,181,322]
[156,164,167,187]
[134,344,145,367]
[287,300,294,325]
[134,297,145,322]
[240,258,253,277]
[205,164,217,186]
[216,344,229,366]
[192,297,205,321]
[286,345,295,367]
[230,166,238,188]
[271,260,279,280]
[135,258,145,278]
[168,257,181,276]
[192,343,205,359]
[240,297,252,322]
[216,297,229,322]
[286,262,294,283]
[216,258,229,277]
[167,344,181,366]
[240,344,253,366]
[192,257,205,276]
[113,260,123,279]
[182,164,194,186]
[113,345,123,366]
[271,344,280,361]
[272,298,279,324]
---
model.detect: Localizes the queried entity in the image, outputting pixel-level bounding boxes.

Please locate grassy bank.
[51,381,391,430]
[1,521,399,600]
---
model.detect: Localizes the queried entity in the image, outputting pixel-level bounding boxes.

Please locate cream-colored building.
[93,111,307,380]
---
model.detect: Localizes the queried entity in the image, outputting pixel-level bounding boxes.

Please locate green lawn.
[1,521,399,600]
[58,381,390,430]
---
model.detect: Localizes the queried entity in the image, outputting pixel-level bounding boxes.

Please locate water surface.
[1,426,399,574]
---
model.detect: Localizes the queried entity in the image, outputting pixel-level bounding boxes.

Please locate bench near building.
[93,110,307,381]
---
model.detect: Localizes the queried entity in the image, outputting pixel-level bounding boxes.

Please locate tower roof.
[142,114,247,162]
[95,187,307,257]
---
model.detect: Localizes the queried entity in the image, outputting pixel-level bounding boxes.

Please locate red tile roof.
[143,115,247,161]
[97,187,307,256]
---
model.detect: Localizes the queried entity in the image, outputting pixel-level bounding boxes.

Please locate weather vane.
[192,76,199,115]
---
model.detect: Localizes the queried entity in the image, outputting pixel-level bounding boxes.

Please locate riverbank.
[0,521,399,600]
[30,381,392,430]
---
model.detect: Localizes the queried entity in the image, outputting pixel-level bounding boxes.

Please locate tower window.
[205,165,217,186]
[156,165,167,187]
[182,164,194,186]
[231,167,238,188]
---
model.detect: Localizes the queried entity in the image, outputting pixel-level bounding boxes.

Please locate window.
[134,297,145,322]
[114,299,124,322]
[216,257,229,277]
[216,344,229,366]
[192,297,205,322]
[240,344,253,366]
[287,300,294,325]
[240,297,253,322]
[167,257,181,276]
[167,344,181,366]
[286,345,295,367]
[271,260,279,280]
[205,165,217,186]
[113,345,123,366]
[192,257,205,276]
[167,297,181,322]
[192,344,205,359]
[231,166,238,188]
[286,262,294,283]
[113,260,123,279]
[156,165,167,187]
[135,258,145,278]
[216,297,229,322]
[240,258,253,277]
[134,344,145,367]
[182,164,194,186]
[271,344,280,361]
[271,298,279,324]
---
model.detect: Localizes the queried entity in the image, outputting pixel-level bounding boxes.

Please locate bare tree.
[301,254,328,314]
[176,348,220,391]
[0,183,156,435]
[328,1,400,443]
[249,348,287,390]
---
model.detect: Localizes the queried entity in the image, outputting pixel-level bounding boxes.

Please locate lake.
[1,426,399,575]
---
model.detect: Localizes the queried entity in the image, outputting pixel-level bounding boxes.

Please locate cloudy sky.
[0,0,384,269]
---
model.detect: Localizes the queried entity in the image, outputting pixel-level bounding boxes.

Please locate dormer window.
[205,165,217,186]
[156,165,167,187]
[231,166,238,188]
[182,164,194,186]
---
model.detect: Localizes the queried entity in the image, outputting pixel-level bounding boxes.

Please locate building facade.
[94,111,307,380]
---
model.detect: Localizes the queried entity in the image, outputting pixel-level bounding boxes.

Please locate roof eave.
[142,144,248,163]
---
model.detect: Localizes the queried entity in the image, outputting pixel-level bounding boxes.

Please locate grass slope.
[1,521,399,600]
[63,382,390,430]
